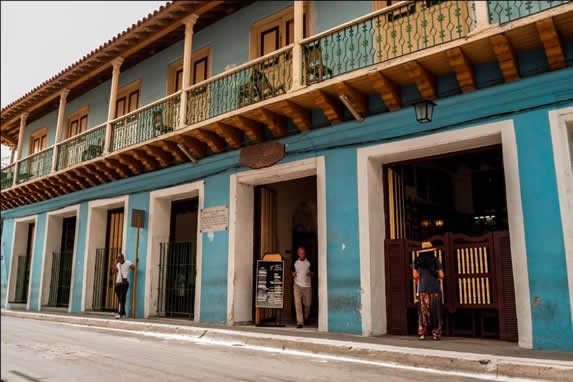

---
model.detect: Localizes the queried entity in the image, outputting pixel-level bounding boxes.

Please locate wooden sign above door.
[239,141,285,169]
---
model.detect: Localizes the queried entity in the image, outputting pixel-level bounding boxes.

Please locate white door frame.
[357,120,533,348]
[227,157,328,331]
[145,181,204,319]
[549,106,573,326]
[6,215,37,310]
[39,205,80,312]
[81,196,129,312]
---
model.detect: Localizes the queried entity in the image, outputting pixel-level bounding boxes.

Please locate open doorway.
[383,145,518,341]
[8,221,35,306]
[252,176,318,327]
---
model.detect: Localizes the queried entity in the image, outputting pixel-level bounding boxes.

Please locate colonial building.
[1,1,572,351]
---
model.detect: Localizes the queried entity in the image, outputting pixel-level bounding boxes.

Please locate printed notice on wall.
[199,205,228,233]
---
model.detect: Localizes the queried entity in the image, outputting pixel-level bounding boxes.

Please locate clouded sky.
[1,1,166,108]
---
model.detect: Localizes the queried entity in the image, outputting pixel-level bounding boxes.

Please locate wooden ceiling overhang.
[0,0,255,147]
[2,7,572,211]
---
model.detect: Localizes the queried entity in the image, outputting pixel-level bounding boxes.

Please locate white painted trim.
[227,157,328,331]
[357,120,533,348]
[145,181,204,320]
[549,106,573,327]
[38,205,80,312]
[81,195,128,312]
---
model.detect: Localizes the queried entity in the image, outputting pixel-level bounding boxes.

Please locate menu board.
[255,260,284,309]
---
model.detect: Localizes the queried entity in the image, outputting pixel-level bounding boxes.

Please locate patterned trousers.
[418,292,442,337]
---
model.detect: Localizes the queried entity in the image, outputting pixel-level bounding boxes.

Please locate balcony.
[2,0,572,210]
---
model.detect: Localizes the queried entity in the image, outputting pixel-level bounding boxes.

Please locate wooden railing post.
[104,57,124,154]
[179,14,199,129]
[472,0,493,33]
[290,0,305,91]
[13,112,28,186]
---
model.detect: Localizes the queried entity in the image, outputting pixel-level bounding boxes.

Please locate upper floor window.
[250,5,309,59]
[29,127,48,155]
[65,106,88,140]
[167,46,211,95]
[115,80,141,118]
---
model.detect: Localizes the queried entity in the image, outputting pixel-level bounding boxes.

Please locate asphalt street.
[2,316,499,381]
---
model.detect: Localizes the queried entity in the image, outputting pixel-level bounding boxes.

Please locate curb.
[3,310,573,381]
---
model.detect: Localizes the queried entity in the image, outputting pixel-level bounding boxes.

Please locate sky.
[0,1,166,165]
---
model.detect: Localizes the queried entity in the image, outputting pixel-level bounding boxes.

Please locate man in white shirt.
[291,246,314,328]
[111,254,135,319]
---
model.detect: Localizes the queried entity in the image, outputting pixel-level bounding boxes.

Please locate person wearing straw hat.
[412,241,444,340]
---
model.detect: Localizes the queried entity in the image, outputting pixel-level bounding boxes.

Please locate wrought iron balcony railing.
[185,46,293,125]
[488,0,570,24]
[57,123,107,170]
[17,147,53,184]
[1,163,15,190]
[110,92,181,152]
[301,0,474,85]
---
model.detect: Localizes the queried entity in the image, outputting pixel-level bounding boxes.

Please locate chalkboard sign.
[255,260,284,309]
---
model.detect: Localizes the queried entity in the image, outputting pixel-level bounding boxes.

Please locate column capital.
[111,57,125,70]
[182,14,199,29]
[20,112,29,123]
[60,88,70,99]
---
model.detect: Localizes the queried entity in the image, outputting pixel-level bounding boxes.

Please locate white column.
[178,14,199,129]
[473,0,492,33]
[51,89,70,172]
[9,147,15,164]
[290,0,305,91]
[13,112,29,187]
[104,57,124,153]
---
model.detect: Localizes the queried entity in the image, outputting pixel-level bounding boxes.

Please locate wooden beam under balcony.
[335,82,368,118]
[83,164,108,183]
[445,47,476,92]
[71,168,97,187]
[211,122,243,149]
[142,145,172,167]
[254,109,287,138]
[131,149,159,172]
[103,158,130,178]
[157,140,187,163]
[228,116,265,143]
[116,153,143,175]
[536,18,566,70]
[93,161,120,180]
[369,72,401,111]
[169,135,207,159]
[191,128,226,153]
[404,61,437,100]
[313,91,344,125]
[489,34,520,82]
[279,101,311,132]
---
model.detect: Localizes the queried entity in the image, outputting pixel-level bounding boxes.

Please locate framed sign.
[199,205,228,233]
[255,259,284,309]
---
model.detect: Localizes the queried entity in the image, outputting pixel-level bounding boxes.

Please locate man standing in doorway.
[292,246,314,328]
[111,254,135,319]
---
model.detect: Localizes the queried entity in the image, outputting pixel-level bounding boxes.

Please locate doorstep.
[2,309,572,381]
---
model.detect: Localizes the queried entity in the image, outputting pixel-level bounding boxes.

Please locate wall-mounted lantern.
[414,99,436,123]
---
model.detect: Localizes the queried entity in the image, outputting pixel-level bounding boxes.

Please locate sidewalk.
[3,309,573,381]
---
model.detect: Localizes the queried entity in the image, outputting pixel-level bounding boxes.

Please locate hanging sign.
[199,205,228,233]
[255,259,284,309]
[239,141,285,169]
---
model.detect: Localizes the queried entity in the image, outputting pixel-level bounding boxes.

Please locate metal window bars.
[488,0,570,24]
[92,247,122,311]
[47,251,74,307]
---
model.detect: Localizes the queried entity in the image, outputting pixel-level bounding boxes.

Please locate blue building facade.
[1,1,573,351]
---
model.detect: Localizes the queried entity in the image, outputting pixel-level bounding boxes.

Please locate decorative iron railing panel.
[488,0,570,24]
[157,241,196,318]
[302,1,473,85]
[17,148,53,184]
[92,247,121,311]
[186,47,292,125]
[1,164,15,190]
[47,251,74,307]
[57,125,106,170]
[110,93,181,152]
[11,255,30,304]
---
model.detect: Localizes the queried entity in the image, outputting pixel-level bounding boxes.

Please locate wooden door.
[57,217,76,306]
[104,208,124,310]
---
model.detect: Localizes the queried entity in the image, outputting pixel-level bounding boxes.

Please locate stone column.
[14,112,29,186]
[104,57,124,153]
[178,14,199,129]
[290,0,305,91]
[51,89,70,172]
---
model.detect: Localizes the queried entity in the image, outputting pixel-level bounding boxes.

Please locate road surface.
[2,316,491,381]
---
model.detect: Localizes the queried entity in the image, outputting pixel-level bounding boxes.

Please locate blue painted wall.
[21,111,58,158]
[124,192,150,318]
[311,1,372,33]
[1,218,15,308]
[324,149,362,334]
[514,111,573,350]
[199,173,232,322]
[65,81,112,130]
[27,213,46,311]
[70,202,88,313]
